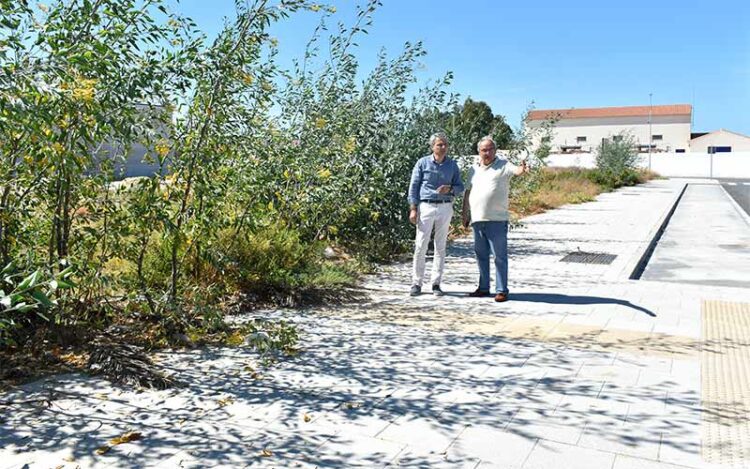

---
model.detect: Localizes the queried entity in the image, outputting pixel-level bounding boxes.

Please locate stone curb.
[603,181,688,281]
[719,183,750,227]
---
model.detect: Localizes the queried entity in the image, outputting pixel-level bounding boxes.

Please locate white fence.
[545,151,750,178]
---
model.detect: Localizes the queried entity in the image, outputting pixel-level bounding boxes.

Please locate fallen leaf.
[109,431,142,445]
[62,456,75,462]
[217,397,234,407]
[260,448,273,457]
[303,413,312,422]
[344,401,361,409]
[95,445,111,455]
[59,352,88,367]
[93,393,109,400]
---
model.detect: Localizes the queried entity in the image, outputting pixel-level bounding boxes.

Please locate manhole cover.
[560,252,617,264]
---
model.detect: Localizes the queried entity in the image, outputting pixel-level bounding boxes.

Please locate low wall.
[546,152,750,178]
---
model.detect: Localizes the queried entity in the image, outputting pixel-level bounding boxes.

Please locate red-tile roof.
[528,104,692,121]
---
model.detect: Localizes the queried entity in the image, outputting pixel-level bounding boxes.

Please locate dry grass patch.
[511,167,603,217]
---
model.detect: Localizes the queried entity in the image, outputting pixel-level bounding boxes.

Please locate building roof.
[690,128,750,142]
[528,104,692,121]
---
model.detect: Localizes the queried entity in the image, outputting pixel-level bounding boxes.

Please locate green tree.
[440,98,514,154]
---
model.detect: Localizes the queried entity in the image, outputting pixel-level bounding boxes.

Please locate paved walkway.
[2,179,750,468]
[641,182,750,288]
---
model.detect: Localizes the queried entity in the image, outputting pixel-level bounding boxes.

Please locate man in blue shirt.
[407,132,465,296]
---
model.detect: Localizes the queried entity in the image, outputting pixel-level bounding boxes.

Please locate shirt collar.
[479,156,497,168]
[432,154,448,165]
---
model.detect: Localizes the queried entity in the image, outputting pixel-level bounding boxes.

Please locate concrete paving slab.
[613,454,697,469]
[389,447,481,468]
[376,413,465,453]
[446,425,537,468]
[523,439,616,469]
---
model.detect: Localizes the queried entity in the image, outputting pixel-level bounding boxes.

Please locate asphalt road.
[719,178,750,217]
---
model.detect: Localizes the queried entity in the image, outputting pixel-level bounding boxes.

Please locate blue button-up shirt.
[408,155,465,206]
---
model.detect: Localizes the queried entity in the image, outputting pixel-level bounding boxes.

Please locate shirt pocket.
[423,166,440,187]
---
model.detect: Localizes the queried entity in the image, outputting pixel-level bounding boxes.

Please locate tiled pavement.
[2,178,749,468]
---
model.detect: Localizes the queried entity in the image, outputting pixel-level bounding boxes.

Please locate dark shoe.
[494,292,508,303]
[410,285,421,296]
[432,284,444,297]
[468,289,490,297]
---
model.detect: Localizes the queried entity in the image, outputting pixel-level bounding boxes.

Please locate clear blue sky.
[176,0,750,134]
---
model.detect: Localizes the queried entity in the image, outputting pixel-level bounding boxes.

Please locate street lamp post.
[648,93,652,171]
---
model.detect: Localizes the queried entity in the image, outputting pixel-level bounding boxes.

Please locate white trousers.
[412,202,453,286]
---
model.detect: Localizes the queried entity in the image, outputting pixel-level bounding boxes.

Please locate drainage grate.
[560,251,617,265]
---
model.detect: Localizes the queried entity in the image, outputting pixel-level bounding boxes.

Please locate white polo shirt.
[466,158,518,222]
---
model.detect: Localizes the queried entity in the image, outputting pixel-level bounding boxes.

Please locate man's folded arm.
[451,162,465,196]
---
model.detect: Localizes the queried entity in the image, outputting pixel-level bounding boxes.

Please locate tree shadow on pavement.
[0,311,724,468]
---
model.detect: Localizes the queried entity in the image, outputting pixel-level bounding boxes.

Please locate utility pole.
[648,93,653,171]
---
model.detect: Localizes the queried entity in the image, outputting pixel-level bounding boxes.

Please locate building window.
[675,149,686,153]
[576,136,587,143]
[652,135,663,141]
[708,146,732,153]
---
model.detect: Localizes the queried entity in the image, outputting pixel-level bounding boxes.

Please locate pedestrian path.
[641,182,750,288]
[2,179,749,468]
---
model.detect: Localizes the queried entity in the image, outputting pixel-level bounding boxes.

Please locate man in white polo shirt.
[461,136,528,302]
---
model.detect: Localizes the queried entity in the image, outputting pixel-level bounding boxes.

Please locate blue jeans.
[472,221,509,294]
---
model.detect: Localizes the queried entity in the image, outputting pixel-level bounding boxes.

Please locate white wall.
[528,115,691,153]
[689,130,750,152]
[546,152,750,178]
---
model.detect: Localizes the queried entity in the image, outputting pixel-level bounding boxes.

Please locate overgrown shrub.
[206,224,355,299]
[593,133,640,188]
[0,263,75,346]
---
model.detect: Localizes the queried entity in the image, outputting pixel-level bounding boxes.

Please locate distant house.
[526,104,693,154]
[689,129,750,153]
[97,140,167,180]
[90,104,171,180]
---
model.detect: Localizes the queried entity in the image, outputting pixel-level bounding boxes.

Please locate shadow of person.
[510,292,656,317]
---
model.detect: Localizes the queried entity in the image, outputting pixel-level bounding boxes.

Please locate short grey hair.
[429,132,449,147]
[477,135,496,149]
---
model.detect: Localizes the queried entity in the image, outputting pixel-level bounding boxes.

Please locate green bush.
[587,167,641,189]
[207,224,355,296]
[0,263,75,346]
[593,133,640,188]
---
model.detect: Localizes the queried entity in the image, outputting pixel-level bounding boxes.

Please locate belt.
[420,199,453,204]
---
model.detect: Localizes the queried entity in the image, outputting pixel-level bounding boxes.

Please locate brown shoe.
[494,293,508,302]
[468,289,490,297]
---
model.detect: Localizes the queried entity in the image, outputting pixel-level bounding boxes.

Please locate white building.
[689,129,750,153]
[527,104,693,154]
